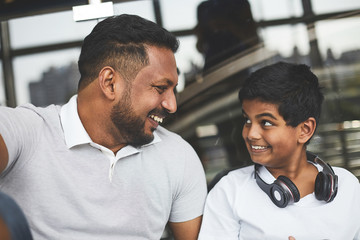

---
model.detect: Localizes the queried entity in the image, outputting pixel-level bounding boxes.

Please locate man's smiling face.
[110,45,178,147]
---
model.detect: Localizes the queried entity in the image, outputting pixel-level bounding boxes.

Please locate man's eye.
[155,86,167,93]
[244,117,251,124]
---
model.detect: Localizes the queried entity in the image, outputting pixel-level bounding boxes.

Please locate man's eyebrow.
[156,78,174,86]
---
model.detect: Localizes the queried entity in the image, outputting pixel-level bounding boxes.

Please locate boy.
[198,62,360,239]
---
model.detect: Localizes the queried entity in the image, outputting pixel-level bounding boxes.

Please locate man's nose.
[162,90,177,114]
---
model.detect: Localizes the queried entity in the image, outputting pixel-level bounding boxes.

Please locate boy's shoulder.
[228,165,254,177]
[214,165,255,190]
[333,166,359,183]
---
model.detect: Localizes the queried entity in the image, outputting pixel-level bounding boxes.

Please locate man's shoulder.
[18,103,61,115]
[0,103,61,125]
[155,126,187,144]
[153,126,199,157]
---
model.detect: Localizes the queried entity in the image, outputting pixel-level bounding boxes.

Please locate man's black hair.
[78,14,179,90]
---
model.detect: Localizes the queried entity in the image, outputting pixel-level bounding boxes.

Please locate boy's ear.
[98,66,116,100]
[298,117,316,144]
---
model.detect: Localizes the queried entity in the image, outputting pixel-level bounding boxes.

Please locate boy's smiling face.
[242,98,302,168]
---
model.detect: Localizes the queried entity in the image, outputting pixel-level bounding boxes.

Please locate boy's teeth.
[252,145,266,150]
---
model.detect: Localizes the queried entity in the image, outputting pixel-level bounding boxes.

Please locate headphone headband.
[306,151,335,175]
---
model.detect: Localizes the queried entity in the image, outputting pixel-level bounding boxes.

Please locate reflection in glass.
[2,0,360,182]
[0,62,5,106]
[175,35,204,91]
[312,0,360,14]
[260,24,310,57]
[13,48,80,105]
[9,11,97,49]
[113,0,155,21]
[195,0,260,71]
[165,0,360,182]
[249,0,303,21]
[316,18,360,58]
[160,0,204,31]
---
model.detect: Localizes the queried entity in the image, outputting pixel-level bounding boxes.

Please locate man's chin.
[129,133,154,147]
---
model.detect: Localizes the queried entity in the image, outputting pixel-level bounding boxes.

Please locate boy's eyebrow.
[256,112,277,120]
[241,109,278,120]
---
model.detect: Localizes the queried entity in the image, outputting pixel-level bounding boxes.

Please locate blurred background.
[1,0,360,187]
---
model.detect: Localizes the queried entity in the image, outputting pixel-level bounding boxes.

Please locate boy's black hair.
[238,62,324,139]
[78,14,179,90]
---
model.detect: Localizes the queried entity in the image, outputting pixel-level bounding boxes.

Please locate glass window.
[312,0,360,15]
[113,0,154,21]
[0,61,5,106]
[164,1,360,181]
[160,0,203,31]
[260,24,310,57]
[315,18,360,58]
[13,48,80,106]
[308,64,360,169]
[9,0,155,50]
[249,0,303,21]
[3,0,360,181]
[9,11,97,49]
[175,35,204,92]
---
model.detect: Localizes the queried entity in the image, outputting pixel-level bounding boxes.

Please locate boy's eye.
[262,120,273,126]
[243,117,251,124]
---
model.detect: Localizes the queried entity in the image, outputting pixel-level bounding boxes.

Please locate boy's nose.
[244,125,261,141]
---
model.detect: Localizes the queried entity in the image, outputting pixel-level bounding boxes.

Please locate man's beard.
[110,98,154,148]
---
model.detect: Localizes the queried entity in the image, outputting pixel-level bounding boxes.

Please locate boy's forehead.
[242,98,279,110]
[242,99,281,117]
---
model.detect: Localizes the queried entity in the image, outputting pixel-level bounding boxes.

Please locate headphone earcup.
[269,176,300,208]
[277,175,300,203]
[315,172,332,201]
[255,165,301,208]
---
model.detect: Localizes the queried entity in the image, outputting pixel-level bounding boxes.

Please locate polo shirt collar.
[60,95,161,150]
[60,95,91,148]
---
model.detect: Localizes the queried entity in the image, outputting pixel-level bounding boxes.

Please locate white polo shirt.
[0,96,207,240]
[60,95,161,182]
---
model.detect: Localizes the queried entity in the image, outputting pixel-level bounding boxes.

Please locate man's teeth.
[251,145,267,150]
[149,115,163,123]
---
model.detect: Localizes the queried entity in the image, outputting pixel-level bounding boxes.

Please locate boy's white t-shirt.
[199,165,360,240]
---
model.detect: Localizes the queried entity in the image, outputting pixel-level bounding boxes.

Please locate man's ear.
[98,66,116,100]
[298,117,316,144]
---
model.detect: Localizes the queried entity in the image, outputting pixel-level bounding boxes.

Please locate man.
[0,14,207,240]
